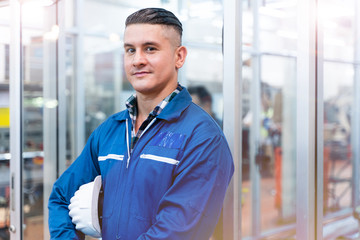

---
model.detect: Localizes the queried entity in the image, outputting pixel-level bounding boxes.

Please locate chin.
[132,83,157,94]
[129,78,150,88]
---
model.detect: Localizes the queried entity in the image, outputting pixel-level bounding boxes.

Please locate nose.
[132,50,147,67]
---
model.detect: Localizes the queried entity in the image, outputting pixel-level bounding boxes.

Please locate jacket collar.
[157,87,192,121]
[113,87,192,122]
[112,109,129,121]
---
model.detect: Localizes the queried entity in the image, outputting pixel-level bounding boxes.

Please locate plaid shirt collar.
[125,84,183,151]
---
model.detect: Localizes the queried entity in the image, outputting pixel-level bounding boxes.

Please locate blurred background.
[1,0,360,239]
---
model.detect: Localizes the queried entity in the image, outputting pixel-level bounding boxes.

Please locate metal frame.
[74,0,85,157]
[352,0,360,211]
[57,0,67,178]
[222,0,242,239]
[42,2,60,239]
[296,0,317,239]
[249,0,261,237]
[9,0,22,239]
[316,0,324,238]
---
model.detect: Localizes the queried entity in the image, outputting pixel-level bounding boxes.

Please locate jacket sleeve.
[137,133,234,240]
[48,132,101,240]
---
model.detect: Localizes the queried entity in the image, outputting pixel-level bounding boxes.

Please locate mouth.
[133,71,150,77]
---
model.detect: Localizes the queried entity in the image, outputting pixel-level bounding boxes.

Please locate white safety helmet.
[68,175,103,238]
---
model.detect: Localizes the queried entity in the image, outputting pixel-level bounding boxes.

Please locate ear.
[175,46,187,70]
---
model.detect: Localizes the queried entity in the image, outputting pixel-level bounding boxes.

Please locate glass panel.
[243,0,297,54]
[185,47,223,127]
[83,1,128,39]
[64,35,77,165]
[260,55,297,233]
[323,62,353,214]
[241,54,297,238]
[83,36,127,139]
[241,52,252,238]
[259,0,297,53]
[64,0,75,29]
[320,0,355,62]
[82,0,133,138]
[21,2,56,238]
[183,2,224,128]
[0,5,10,240]
[184,1,223,45]
[320,0,357,238]
[242,0,297,238]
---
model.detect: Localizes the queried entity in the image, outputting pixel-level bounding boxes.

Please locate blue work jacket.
[48,88,234,240]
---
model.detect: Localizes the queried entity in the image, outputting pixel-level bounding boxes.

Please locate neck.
[136,95,158,118]
[136,83,178,117]
[134,83,178,132]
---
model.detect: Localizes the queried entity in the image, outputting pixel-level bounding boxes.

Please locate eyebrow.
[124,41,160,48]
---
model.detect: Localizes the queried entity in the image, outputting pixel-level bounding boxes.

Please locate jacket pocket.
[98,154,124,175]
[140,153,179,165]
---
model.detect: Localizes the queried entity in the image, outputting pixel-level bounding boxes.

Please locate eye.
[146,46,156,52]
[126,48,135,54]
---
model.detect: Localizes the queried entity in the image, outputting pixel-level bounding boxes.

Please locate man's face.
[123,24,186,97]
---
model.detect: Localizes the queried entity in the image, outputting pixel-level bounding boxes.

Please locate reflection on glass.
[323,62,353,215]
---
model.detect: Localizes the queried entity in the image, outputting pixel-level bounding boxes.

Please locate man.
[48,8,234,240]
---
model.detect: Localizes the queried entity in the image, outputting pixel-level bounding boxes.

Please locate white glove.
[68,175,102,238]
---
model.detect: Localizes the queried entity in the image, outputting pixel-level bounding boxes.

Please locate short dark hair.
[188,86,212,104]
[125,8,183,42]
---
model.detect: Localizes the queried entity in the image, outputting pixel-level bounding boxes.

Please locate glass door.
[9,0,58,239]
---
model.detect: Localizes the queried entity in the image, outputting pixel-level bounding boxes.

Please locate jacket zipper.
[125,117,157,168]
[126,119,131,168]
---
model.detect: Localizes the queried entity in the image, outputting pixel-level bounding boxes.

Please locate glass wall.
[238,0,360,238]
[5,0,360,239]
